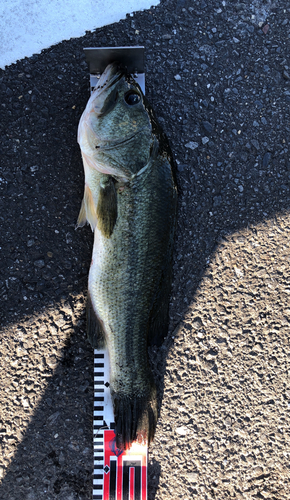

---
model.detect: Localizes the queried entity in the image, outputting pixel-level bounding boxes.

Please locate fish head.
[78,63,153,179]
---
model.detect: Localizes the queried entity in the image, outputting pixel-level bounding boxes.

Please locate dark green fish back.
[78,63,177,449]
[89,145,177,449]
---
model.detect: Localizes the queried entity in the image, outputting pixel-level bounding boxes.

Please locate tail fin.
[113,382,158,450]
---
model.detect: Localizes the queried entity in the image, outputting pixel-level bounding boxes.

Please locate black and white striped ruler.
[87,47,148,500]
[93,349,148,500]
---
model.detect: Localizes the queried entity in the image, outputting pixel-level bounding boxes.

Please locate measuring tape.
[83,47,148,499]
[93,349,148,500]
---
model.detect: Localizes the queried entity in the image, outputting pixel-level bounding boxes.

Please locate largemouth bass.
[77,63,177,449]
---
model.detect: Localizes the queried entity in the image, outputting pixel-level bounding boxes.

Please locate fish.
[77,63,177,449]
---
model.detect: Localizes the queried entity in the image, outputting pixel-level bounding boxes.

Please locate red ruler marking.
[129,467,135,500]
[103,430,147,500]
[93,349,148,500]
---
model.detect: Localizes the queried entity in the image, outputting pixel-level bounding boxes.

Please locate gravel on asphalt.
[1,0,290,498]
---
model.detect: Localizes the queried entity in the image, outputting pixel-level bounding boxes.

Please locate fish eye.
[124,91,141,106]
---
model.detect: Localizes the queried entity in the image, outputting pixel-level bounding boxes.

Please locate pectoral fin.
[96,177,117,238]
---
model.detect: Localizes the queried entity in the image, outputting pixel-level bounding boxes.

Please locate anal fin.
[87,291,106,348]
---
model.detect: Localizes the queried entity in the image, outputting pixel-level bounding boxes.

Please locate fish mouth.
[95,127,147,151]
[94,62,125,94]
[91,63,145,151]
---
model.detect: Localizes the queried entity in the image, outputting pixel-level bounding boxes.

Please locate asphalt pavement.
[0,0,290,498]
